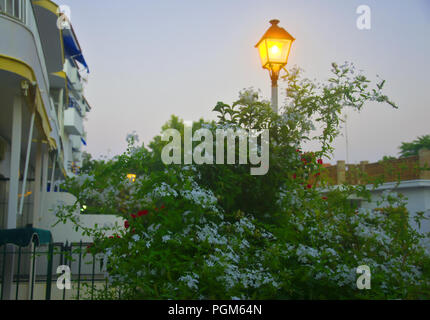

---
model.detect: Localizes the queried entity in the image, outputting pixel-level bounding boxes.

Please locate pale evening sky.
[61,0,430,164]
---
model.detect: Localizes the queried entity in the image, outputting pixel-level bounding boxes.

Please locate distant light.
[127,174,136,182]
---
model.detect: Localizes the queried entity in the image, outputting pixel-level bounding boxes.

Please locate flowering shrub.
[56,63,430,299]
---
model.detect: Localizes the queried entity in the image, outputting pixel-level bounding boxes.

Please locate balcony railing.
[0,0,26,23]
[64,107,83,136]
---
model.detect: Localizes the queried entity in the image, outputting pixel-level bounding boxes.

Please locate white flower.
[179,273,199,290]
[126,131,139,144]
[152,182,178,198]
[162,235,171,243]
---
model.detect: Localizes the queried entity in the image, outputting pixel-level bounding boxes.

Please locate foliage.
[56,63,430,299]
[399,135,430,158]
[381,155,397,161]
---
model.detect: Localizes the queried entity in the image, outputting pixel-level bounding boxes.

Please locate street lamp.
[255,19,295,113]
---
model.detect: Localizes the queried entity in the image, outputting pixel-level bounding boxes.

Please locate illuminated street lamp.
[255,19,295,113]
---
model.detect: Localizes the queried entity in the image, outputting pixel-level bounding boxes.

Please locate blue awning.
[62,29,89,73]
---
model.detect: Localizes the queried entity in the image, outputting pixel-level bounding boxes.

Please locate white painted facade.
[0,1,99,299]
[0,0,91,231]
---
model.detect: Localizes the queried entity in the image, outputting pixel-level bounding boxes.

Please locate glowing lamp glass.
[257,38,292,70]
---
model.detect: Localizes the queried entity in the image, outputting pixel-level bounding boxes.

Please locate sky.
[61,0,430,164]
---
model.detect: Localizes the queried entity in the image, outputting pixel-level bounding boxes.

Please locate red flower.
[137,210,148,217]
[116,235,121,239]
[296,149,301,153]
[109,236,114,239]
[131,214,137,219]
[314,172,321,177]
[124,220,130,229]
[293,173,297,179]
[306,184,312,189]
[161,204,165,209]
[322,196,328,200]
[317,159,323,165]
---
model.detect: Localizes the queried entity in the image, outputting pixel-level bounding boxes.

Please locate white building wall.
[38,191,124,243]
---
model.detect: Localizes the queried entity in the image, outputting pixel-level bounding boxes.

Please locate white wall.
[38,191,124,243]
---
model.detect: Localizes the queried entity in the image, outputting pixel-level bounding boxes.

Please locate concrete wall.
[38,191,124,243]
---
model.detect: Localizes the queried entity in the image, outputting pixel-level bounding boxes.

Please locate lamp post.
[255,19,295,113]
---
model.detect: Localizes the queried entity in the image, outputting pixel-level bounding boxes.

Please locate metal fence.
[0,240,111,300]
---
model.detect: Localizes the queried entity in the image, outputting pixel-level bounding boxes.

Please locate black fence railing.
[0,240,109,300]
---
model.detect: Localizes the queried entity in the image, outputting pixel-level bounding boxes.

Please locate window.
[0,0,25,23]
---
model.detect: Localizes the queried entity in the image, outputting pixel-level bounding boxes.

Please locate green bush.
[56,63,430,299]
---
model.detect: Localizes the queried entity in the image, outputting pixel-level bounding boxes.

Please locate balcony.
[64,107,83,136]
[64,59,82,91]
[0,0,26,23]
[70,135,81,151]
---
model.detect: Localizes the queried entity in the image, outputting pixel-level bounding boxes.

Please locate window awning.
[62,28,89,73]
[0,227,53,247]
[0,55,57,150]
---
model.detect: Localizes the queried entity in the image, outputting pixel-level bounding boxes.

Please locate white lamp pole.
[271,72,279,113]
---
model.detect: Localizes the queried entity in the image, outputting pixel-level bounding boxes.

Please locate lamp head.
[255,19,295,73]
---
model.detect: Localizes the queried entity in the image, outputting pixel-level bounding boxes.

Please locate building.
[0,0,101,299]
